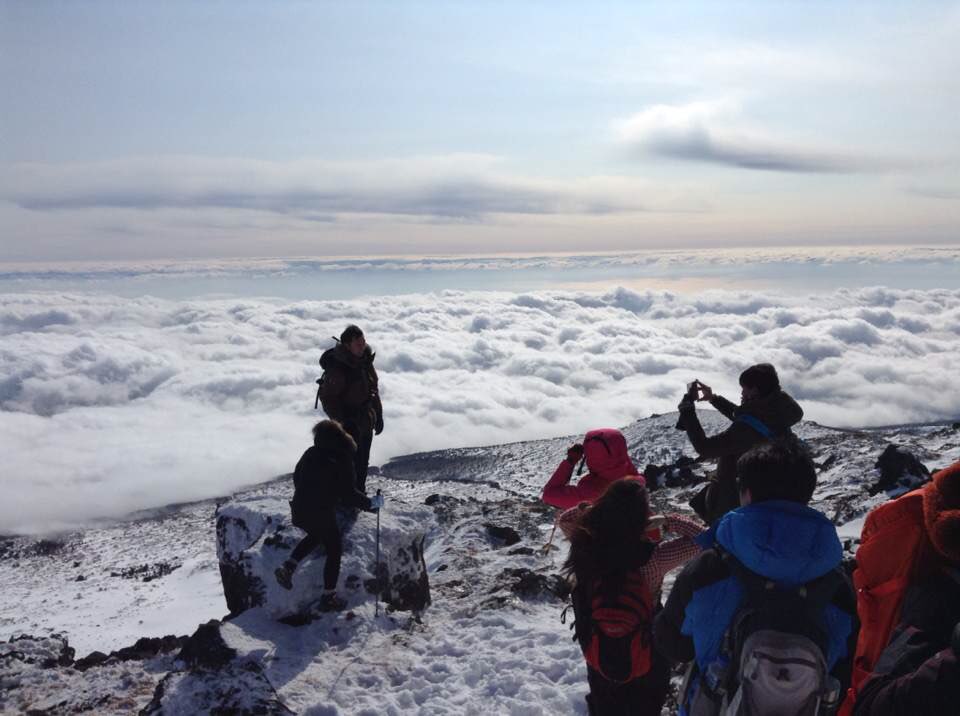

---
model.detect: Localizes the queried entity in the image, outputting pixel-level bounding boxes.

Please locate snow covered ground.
[2,411,959,714]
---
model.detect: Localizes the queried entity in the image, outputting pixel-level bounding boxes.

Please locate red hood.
[583,428,639,480]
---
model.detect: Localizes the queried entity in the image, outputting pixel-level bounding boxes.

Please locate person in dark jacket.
[654,438,857,713]
[677,363,803,524]
[853,461,960,715]
[275,419,376,611]
[319,325,384,494]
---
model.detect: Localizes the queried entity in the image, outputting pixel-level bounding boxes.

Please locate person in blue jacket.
[654,438,857,714]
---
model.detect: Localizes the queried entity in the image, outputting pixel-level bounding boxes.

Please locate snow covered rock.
[216,496,433,619]
[1,633,182,714]
[143,621,293,716]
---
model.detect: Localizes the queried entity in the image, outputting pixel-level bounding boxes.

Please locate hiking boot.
[274,561,296,590]
[318,592,347,612]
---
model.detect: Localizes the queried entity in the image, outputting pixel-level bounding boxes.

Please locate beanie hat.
[739,363,780,396]
[340,324,364,345]
[922,460,960,564]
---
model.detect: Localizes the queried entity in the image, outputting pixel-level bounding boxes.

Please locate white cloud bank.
[2,285,959,534]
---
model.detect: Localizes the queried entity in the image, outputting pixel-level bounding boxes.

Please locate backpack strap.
[735,413,773,439]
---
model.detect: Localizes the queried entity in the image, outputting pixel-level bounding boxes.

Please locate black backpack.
[684,550,845,716]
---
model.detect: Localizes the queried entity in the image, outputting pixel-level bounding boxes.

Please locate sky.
[2,1,959,262]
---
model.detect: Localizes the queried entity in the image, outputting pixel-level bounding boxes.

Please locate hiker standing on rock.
[542,428,645,509]
[561,479,705,715]
[275,420,381,611]
[318,325,383,494]
[676,363,803,524]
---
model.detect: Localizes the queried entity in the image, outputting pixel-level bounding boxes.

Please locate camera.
[685,380,700,401]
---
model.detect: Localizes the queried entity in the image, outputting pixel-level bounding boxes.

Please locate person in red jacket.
[542,428,645,509]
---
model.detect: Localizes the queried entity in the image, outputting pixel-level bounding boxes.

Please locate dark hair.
[562,479,653,594]
[312,419,357,452]
[739,363,780,397]
[736,438,816,504]
[340,324,364,345]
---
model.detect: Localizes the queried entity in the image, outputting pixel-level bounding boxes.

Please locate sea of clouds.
[2,281,960,534]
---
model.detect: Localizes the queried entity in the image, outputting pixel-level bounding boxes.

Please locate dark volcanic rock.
[484,523,521,547]
[494,567,569,600]
[176,621,237,670]
[73,634,187,672]
[869,444,931,495]
[643,455,701,491]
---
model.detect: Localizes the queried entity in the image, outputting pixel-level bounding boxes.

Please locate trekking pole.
[540,513,559,555]
[375,489,382,618]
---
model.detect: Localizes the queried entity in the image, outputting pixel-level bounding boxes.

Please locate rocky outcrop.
[142,621,292,716]
[215,496,433,619]
[869,444,931,495]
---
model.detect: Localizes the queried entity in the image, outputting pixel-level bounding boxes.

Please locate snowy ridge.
[2,411,959,714]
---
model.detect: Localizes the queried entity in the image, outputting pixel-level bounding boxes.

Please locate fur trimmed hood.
[312,419,357,454]
[923,459,960,563]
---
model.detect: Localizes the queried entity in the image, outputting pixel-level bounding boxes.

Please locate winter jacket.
[319,344,383,435]
[680,390,803,524]
[852,567,960,715]
[654,500,856,688]
[542,428,645,509]
[291,426,370,532]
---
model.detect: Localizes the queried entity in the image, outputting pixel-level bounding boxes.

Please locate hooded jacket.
[852,460,960,715]
[319,343,383,434]
[291,422,370,532]
[542,428,645,509]
[654,500,856,688]
[681,390,804,523]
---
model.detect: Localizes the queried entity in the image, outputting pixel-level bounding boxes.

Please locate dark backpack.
[685,551,844,716]
[568,571,654,684]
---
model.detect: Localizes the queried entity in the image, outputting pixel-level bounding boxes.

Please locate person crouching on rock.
[561,478,705,715]
[542,428,645,509]
[275,419,381,612]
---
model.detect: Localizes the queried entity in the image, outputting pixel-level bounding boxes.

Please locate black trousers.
[344,422,373,493]
[289,510,342,591]
[585,646,672,716]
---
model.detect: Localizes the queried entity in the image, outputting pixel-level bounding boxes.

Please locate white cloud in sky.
[2,283,959,534]
[615,101,922,173]
[0,155,655,219]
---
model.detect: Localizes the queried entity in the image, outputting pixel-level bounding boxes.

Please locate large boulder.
[215,496,433,619]
[869,444,931,496]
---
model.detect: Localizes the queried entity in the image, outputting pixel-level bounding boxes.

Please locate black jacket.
[680,390,803,524]
[853,568,960,715]
[291,429,370,532]
[319,344,383,435]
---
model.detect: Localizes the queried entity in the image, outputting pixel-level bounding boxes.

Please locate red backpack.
[839,487,929,715]
[571,571,653,683]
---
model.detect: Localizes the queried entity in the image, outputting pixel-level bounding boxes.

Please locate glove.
[566,443,584,464]
[374,415,384,436]
[370,493,385,511]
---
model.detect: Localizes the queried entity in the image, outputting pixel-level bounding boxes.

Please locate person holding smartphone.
[676,363,804,524]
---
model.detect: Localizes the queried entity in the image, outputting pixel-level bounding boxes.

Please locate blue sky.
[2,1,958,261]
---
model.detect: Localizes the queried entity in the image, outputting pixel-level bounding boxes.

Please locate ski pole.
[375,489,382,617]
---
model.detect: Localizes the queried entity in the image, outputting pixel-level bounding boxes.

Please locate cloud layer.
[2,283,960,533]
